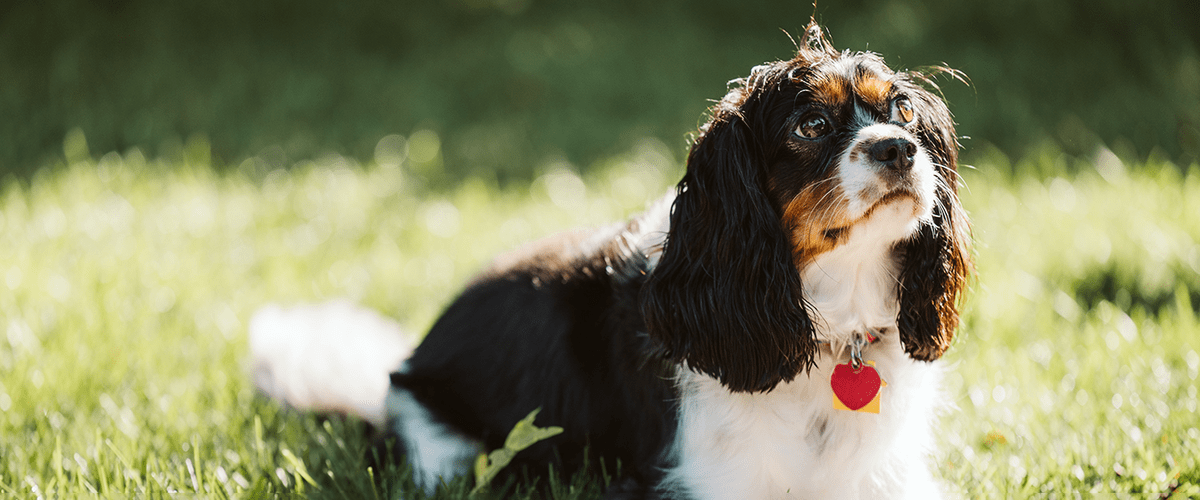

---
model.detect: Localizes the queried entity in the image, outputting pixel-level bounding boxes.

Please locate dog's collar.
[816,328,884,369]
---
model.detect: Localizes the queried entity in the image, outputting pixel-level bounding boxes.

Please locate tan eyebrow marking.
[809,73,849,108]
[854,74,893,108]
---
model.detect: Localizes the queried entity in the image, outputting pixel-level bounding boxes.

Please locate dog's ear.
[641,91,818,393]
[896,84,971,360]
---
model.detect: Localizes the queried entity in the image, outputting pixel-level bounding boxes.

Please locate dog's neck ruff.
[802,200,916,349]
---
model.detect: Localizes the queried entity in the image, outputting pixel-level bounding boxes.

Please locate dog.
[252,21,970,499]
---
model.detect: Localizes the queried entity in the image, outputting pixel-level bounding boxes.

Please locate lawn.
[1,133,1198,498]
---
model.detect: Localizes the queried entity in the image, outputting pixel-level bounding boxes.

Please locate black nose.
[868,138,917,171]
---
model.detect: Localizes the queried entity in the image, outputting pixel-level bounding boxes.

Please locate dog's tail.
[249,300,415,427]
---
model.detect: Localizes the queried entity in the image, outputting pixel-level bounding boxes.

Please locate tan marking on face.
[780,181,852,265]
[781,181,925,267]
[809,73,849,108]
[854,75,892,108]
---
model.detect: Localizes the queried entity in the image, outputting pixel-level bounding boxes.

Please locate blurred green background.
[3,0,1198,182]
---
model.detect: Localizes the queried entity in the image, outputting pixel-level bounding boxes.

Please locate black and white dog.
[252,22,970,499]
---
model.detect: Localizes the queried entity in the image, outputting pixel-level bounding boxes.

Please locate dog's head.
[642,23,971,392]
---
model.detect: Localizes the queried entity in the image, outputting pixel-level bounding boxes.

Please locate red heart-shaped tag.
[830,362,882,411]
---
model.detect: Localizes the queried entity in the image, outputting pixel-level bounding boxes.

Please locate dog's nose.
[868,138,917,171]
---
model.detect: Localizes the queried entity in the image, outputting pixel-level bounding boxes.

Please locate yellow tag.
[831,361,887,413]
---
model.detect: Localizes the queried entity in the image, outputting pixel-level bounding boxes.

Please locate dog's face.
[770,54,944,263]
[642,24,970,393]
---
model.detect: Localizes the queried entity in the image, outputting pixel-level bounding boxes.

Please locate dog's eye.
[795,114,831,139]
[892,97,915,125]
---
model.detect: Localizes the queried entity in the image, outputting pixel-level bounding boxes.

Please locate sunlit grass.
[943,147,1200,498]
[1,136,1198,498]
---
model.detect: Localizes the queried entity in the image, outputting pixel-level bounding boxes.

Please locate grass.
[1,133,1199,498]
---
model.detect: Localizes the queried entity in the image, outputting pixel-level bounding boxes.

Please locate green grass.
[2,134,1199,498]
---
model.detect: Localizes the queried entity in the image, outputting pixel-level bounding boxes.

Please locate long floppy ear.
[896,83,971,360]
[640,94,818,393]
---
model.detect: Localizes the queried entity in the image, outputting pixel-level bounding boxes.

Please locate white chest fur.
[660,206,944,500]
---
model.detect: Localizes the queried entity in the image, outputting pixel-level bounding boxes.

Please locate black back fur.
[391,230,678,488]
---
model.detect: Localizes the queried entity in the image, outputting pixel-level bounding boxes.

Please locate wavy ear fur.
[896,81,971,360]
[640,85,818,393]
